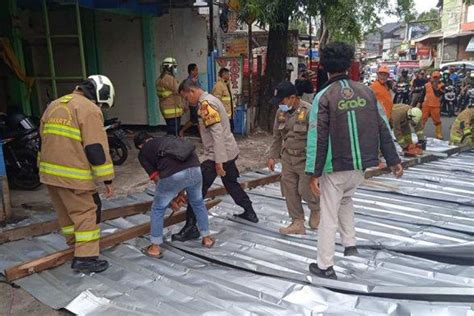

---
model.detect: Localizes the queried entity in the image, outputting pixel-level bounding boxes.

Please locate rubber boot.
[71,257,109,273]
[279,219,305,235]
[309,210,320,230]
[171,210,200,242]
[435,124,444,140]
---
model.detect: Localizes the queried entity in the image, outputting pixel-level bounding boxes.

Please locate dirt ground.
[1,130,273,315]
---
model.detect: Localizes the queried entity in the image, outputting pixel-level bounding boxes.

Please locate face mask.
[279,104,290,112]
[173,68,178,76]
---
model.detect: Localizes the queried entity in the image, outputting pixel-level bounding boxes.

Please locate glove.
[403,144,419,157]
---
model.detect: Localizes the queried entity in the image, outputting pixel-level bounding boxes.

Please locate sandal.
[202,236,216,248]
[142,244,164,258]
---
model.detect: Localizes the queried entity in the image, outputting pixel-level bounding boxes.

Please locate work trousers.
[410,92,421,107]
[422,106,441,126]
[187,157,253,222]
[281,152,319,220]
[165,117,182,136]
[317,170,364,270]
[47,185,101,258]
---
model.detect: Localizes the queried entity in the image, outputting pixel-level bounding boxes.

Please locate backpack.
[157,136,196,161]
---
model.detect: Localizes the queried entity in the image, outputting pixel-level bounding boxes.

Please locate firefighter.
[371,65,393,119]
[39,75,115,273]
[420,70,444,139]
[267,81,320,235]
[390,104,424,156]
[156,57,183,136]
[450,105,474,145]
[212,67,234,131]
[175,79,259,242]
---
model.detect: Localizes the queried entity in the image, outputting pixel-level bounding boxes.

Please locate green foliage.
[289,19,308,36]
[416,8,441,32]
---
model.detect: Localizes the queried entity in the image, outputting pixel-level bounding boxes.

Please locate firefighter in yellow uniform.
[390,104,424,156]
[212,67,234,131]
[156,57,183,136]
[450,105,474,145]
[39,75,115,273]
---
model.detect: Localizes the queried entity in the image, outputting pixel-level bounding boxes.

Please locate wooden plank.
[0,173,281,244]
[2,177,11,220]
[4,199,221,282]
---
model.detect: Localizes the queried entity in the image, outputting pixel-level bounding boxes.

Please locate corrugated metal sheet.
[1,146,474,314]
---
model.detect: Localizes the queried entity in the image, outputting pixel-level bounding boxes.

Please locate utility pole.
[248,22,253,108]
[308,16,312,64]
[208,0,214,53]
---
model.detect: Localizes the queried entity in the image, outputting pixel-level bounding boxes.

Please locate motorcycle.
[0,113,41,190]
[104,118,130,166]
[442,85,457,117]
[393,82,410,104]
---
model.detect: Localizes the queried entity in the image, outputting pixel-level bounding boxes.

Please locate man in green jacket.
[305,42,403,280]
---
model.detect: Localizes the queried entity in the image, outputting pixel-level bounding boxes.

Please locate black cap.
[269,81,297,106]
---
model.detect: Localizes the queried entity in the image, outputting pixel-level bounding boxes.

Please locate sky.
[382,0,439,23]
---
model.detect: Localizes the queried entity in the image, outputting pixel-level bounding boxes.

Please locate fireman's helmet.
[407,107,422,124]
[162,57,177,73]
[88,75,115,108]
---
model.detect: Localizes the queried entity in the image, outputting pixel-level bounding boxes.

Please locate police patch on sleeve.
[198,101,221,127]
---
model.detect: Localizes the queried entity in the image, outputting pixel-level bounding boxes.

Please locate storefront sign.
[223,37,248,57]
[215,57,243,103]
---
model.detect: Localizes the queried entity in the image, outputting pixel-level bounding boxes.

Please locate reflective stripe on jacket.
[39,92,114,190]
[212,78,233,118]
[156,73,183,119]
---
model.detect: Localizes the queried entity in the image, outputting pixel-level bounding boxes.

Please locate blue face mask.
[173,68,178,76]
[279,104,290,112]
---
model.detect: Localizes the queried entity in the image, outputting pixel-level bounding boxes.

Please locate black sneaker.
[234,210,259,223]
[171,224,200,242]
[71,257,109,273]
[344,246,359,257]
[309,263,337,280]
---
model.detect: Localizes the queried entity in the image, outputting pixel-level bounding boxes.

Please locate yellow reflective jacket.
[39,91,114,190]
[212,78,233,118]
[156,73,183,119]
[450,107,474,145]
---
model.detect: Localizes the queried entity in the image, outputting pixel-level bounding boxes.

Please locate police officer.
[40,75,115,273]
[156,57,183,136]
[390,104,424,156]
[267,81,320,235]
[450,104,474,145]
[174,79,259,242]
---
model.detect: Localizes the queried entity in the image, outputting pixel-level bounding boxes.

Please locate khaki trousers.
[47,185,101,257]
[281,152,320,220]
[317,170,364,270]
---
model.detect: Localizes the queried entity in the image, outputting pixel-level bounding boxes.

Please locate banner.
[215,57,243,104]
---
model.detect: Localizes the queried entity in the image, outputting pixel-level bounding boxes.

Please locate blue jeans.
[150,167,210,244]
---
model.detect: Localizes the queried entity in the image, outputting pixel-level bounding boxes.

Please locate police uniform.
[40,92,114,258]
[450,107,474,145]
[390,104,424,148]
[172,92,258,242]
[268,100,320,233]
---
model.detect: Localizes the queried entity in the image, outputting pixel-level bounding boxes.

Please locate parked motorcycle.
[393,82,410,104]
[0,113,41,190]
[105,118,130,166]
[442,85,457,117]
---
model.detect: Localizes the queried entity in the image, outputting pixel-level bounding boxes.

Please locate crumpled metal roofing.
[1,144,474,314]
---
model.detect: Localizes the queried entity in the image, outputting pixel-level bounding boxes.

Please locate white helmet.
[162,57,177,66]
[407,107,422,124]
[88,75,115,108]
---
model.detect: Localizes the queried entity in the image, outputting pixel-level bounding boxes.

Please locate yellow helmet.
[407,107,422,124]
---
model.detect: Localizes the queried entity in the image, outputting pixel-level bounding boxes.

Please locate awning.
[445,30,474,39]
[466,36,474,52]
[414,30,442,42]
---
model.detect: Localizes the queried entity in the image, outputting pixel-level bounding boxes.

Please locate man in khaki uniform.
[175,79,258,241]
[450,105,474,145]
[267,81,320,235]
[212,68,234,130]
[40,75,115,273]
[390,104,424,156]
[156,57,183,136]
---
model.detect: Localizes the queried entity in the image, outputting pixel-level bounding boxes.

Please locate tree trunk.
[256,11,290,132]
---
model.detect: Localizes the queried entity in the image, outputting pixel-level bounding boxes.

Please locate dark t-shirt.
[413,78,427,88]
[138,138,200,179]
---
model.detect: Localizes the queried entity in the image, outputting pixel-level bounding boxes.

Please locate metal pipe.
[248,22,252,108]
[42,0,58,99]
[75,0,87,79]
[308,16,312,63]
